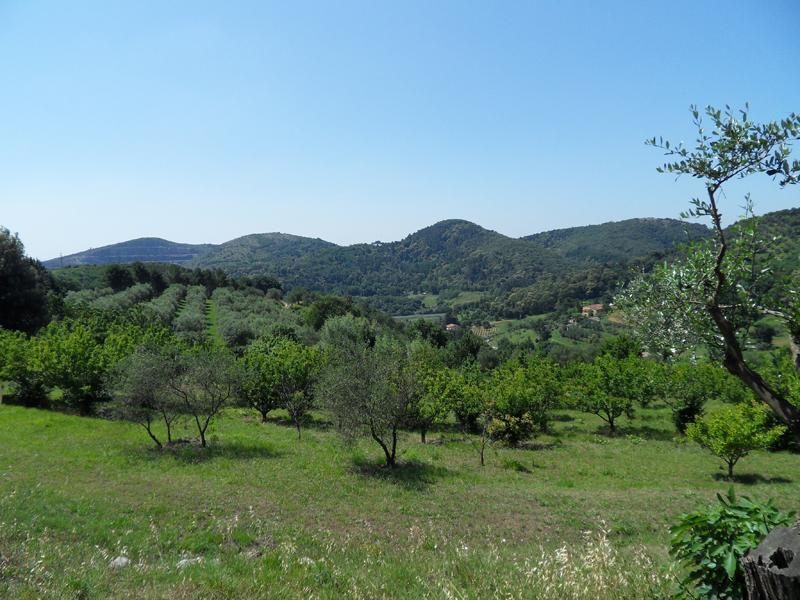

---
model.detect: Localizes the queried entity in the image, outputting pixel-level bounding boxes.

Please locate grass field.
[1,402,797,598]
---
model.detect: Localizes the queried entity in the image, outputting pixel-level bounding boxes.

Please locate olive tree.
[316,316,413,467]
[619,104,800,441]
[167,349,241,447]
[108,346,182,448]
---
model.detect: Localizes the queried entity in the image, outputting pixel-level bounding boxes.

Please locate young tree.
[317,316,411,467]
[238,338,283,423]
[407,340,450,443]
[0,328,45,406]
[237,336,321,436]
[272,339,320,439]
[570,355,646,434]
[451,362,485,433]
[167,349,240,447]
[662,363,750,433]
[686,401,786,479]
[487,356,562,446]
[108,346,181,448]
[34,318,108,414]
[662,363,718,434]
[620,105,800,441]
[472,375,496,467]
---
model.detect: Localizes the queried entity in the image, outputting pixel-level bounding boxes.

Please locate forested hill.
[45,216,713,318]
[43,237,216,268]
[196,220,571,296]
[525,218,709,263]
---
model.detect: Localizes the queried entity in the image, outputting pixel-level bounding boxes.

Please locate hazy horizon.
[2,1,798,260]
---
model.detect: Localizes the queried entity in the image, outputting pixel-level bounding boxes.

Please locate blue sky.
[1,1,798,260]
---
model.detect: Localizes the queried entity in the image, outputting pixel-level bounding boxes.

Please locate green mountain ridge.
[43,216,719,318]
[525,217,709,263]
[44,237,216,268]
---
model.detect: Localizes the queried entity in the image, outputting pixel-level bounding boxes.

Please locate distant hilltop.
[44,216,709,272]
[42,209,800,319]
[42,216,715,316]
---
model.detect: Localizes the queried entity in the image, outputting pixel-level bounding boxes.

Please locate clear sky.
[1,1,799,260]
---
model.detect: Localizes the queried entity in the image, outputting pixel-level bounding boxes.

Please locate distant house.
[445,323,461,332]
[581,303,604,317]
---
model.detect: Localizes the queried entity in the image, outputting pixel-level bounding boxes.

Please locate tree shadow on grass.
[615,425,676,442]
[519,439,562,451]
[265,414,332,432]
[130,439,285,464]
[349,456,452,491]
[712,472,793,485]
[550,413,576,423]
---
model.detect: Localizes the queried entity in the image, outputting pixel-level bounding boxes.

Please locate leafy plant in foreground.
[669,488,793,599]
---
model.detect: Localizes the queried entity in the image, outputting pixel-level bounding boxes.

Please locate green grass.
[1,403,797,598]
[406,291,484,311]
[204,299,225,349]
[448,291,484,307]
[492,318,541,345]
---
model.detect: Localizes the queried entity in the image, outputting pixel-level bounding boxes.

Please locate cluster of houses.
[581,303,604,317]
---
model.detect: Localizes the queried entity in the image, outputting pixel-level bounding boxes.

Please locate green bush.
[488,413,536,446]
[669,488,793,599]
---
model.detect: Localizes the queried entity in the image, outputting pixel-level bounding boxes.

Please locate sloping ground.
[1,403,797,597]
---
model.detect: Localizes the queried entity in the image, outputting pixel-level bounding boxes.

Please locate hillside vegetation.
[46,217,712,320]
[45,237,215,268]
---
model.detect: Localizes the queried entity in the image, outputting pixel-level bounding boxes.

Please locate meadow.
[1,400,797,599]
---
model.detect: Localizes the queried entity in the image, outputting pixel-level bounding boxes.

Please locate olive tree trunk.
[741,525,800,599]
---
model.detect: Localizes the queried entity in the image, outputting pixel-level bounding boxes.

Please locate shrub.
[488,413,536,446]
[669,487,793,599]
